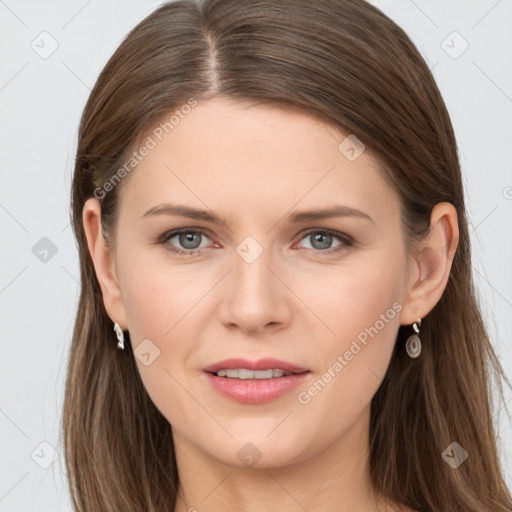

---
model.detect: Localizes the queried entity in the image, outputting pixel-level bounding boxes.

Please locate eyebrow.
[142,203,374,224]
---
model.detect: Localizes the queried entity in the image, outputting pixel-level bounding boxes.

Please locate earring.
[405,318,422,358]
[113,322,125,350]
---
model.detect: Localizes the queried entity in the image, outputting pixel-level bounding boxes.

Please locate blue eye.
[159,228,212,256]
[297,229,352,252]
[158,228,353,256]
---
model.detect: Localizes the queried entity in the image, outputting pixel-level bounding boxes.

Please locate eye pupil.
[311,231,332,250]
[179,232,201,249]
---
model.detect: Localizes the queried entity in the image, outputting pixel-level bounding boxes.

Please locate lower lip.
[204,371,311,404]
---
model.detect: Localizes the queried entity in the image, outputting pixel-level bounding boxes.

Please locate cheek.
[299,253,403,343]
[117,245,200,340]
[339,269,401,347]
[122,276,173,339]
[116,247,214,369]
[117,258,201,422]
[296,255,404,392]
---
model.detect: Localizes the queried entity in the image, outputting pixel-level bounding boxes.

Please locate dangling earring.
[405,318,422,358]
[113,322,125,350]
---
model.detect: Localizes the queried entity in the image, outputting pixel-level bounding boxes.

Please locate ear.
[82,197,128,330]
[399,202,459,325]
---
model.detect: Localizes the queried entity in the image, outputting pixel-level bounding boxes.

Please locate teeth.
[215,368,292,379]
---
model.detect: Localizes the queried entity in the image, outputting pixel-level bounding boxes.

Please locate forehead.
[118,97,400,225]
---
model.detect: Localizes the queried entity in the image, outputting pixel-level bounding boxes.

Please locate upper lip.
[203,358,310,374]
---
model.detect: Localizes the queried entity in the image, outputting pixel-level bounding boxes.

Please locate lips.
[202,357,310,375]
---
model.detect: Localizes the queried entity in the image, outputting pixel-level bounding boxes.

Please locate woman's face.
[104,97,417,468]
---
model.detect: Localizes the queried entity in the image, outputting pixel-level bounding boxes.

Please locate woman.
[61,0,512,510]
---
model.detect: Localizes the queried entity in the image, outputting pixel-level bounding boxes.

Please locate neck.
[172,405,397,512]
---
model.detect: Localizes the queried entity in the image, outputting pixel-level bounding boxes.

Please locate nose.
[216,240,292,334]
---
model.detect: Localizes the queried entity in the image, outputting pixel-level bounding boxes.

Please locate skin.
[83,97,459,512]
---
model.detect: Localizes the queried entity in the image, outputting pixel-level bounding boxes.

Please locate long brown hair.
[61,0,512,510]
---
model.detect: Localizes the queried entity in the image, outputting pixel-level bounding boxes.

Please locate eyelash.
[157,228,354,257]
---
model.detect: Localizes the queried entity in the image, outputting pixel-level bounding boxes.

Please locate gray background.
[1,0,511,510]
